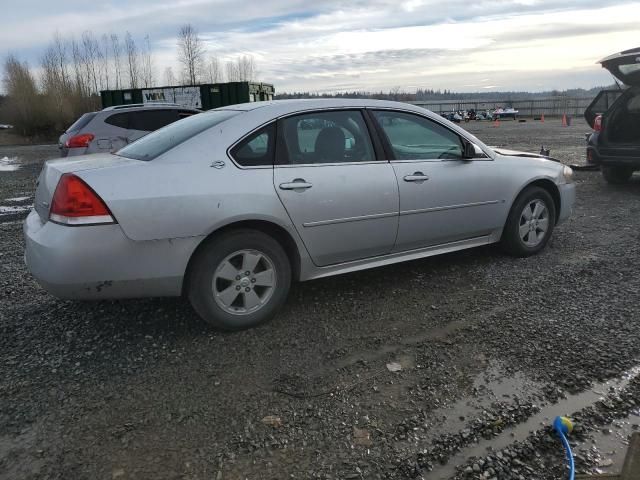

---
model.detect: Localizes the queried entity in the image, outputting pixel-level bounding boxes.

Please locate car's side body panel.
[390,158,509,251]
[274,161,399,266]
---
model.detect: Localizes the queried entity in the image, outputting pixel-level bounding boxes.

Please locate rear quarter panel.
[79,116,295,242]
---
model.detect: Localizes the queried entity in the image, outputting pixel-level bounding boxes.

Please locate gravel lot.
[1,118,640,480]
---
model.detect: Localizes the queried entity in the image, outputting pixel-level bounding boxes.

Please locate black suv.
[585,47,640,184]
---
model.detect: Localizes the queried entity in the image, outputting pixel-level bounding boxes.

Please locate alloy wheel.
[212,249,277,315]
[518,199,549,248]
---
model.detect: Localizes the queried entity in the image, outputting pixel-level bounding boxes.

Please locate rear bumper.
[587,138,640,168]
[558,183,575,225]
[588,149,640,168]
[23,210,202,299]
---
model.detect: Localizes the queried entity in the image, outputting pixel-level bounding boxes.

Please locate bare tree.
[207,55,222,83]
[141,35,154,87]
[164,66,176,86]
[389,86,402,101]
[41,46,61,94]
[236,55,257,81]
[52,32,70,90]
[225,60,239,82]
[124,31,140,88]
[100,34,111,91]
[70,37,87,96]
[110,33,123,89]
[224,56,258,82]
[177,24,206,85]
[81,31,100,94]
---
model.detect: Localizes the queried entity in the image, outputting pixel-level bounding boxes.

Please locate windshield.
[117,110,241,161]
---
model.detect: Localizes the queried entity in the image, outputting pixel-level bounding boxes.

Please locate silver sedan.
[24,99,575,330]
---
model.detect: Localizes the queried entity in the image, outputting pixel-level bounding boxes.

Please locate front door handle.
[279,179,313,191]
[403,172,429,182]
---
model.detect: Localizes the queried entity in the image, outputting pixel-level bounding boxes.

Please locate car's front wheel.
[501,186,556,257]
[188,230,291,330]
[602,166,633,184]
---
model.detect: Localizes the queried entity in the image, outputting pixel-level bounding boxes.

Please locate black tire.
[602,166,633,184]
[501,186,556,257]
[187,229,291,331]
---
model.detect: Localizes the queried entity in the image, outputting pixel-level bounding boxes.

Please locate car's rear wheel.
[188,230,291,330]
[602,166,633,184]
[501,186,556,257]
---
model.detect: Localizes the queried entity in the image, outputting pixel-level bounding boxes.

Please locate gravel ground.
[1,118,639,480]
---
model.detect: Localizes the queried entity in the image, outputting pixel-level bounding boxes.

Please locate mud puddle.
[427,365,640,479]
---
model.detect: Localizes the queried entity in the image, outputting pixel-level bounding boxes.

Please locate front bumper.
[557,183,575,224]
[23,210,202,300]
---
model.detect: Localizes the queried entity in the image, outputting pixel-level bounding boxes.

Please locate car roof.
[101,104,200,112]
[218,98,428,116]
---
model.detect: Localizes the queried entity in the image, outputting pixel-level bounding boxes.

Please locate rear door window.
[278,110,376,165]
[129,110,179,131]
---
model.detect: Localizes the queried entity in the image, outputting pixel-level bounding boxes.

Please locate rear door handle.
[403,172,429,182]
[279,179,313,191]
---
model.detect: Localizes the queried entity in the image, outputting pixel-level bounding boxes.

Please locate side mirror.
[463,142,483,159]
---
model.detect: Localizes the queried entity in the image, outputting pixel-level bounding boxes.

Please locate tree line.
[1,24,258,137]
[276,86,606,102]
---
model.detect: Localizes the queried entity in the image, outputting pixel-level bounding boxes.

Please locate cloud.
[1,0,638,93]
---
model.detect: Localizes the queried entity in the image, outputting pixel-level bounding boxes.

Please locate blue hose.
[553,416,575,480]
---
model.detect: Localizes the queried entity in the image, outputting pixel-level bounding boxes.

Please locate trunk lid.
[33,153,138,222]
[599,47,640,86]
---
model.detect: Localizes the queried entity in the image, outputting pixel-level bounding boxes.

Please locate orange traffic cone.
[540,113,545,123]
[562,114,567,127]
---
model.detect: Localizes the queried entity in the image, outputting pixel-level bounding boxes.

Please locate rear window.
[116,110,240,161]
[104,112,130,129]
[66,112,97,133]
[129,110,179,131]
[619,64,640,76]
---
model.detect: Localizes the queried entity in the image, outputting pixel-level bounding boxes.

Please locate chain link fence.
[409,96,595,118]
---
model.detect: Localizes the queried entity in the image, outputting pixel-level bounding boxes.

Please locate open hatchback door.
[599,47,640,87]
[584,47,640,128]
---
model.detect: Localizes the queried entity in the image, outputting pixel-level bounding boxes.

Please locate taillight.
[65,133,94,148]
[593,115,602,132]
[49,174,115,225]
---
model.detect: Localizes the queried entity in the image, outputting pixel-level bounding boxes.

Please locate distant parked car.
[59,103,200,157]
[440,111,462,123]
[585,47,640,183]
[25,99,575,330]
[0,124,13,129]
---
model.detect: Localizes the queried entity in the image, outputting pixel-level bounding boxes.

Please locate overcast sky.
[1,0,638,93]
